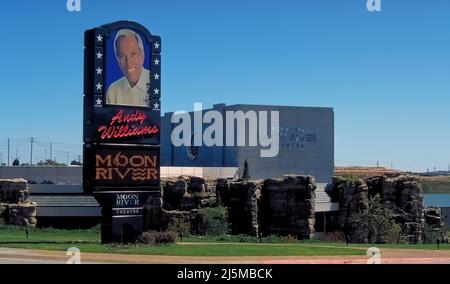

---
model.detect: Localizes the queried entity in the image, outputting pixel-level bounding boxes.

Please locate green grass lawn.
[0,226,366,256]
[0,226,448,256]
[0,242,366,256]
[184,235,450,251]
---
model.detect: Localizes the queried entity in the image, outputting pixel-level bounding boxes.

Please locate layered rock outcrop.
[162,176,217,211]
[147,175,317,239]
[226,180,261,236]
[0,179,37,227]
[260,175,316,239]
[329,175,424,243]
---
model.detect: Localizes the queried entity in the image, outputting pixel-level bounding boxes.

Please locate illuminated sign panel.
[83,21,162,194]
[94,147,159,187]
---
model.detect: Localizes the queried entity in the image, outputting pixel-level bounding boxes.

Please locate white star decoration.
[96,67,102,75]
[154,58,160,65]
[96,52,103,59]
[96,82,102,90]
[154,88,160,95]
[95,98,103,106]
[96,34,103,43]
[153,102,160,110]
[154,42,160,49]
[154,73,160,80]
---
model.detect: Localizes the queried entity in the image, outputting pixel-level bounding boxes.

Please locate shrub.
[318,231,346,242]
[385,220,405,244]
[342,175,360,186]
[138,231,155,244]
[280,234,298,242]
[423,223,444,244]
[138,230,177,245]
[0,203,6,227]
[198,206,230,236]
[88,223,101,232]
[260,235,289,243]
[168,218,191,242]
[443,226,450,242]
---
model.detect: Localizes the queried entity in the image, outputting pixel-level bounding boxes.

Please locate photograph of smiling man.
[106,28,150,107]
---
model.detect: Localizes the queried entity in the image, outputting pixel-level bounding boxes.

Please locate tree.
[242,159,250,180]
[37,159,66,167]
[356,194,403,244]
[70,160,82,166]
[12,159,19,166]
[198,206,230,236]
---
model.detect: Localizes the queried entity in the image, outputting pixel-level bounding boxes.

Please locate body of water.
[423,194,450,207]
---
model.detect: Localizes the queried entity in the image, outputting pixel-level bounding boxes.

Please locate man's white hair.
[113,29,145,60]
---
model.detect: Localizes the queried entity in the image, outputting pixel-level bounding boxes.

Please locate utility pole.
[77,155,81,164]
[66,151,69,165]
[7,138,10,166]
[376,161,379,168]
[30,137,35,166]
[0,154,3,166]
[44,149,47,161]
[50,143,53,162]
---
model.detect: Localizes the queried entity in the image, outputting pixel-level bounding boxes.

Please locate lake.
[423,194,450,207]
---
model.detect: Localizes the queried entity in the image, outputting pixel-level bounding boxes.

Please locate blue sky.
[0,0,449,171]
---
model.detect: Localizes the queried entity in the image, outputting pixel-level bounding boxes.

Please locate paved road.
[0,248,63,264]
[1,247,450,264]
[0,257,60,264]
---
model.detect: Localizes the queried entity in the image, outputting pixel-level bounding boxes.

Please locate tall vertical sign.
[83,21,161,243]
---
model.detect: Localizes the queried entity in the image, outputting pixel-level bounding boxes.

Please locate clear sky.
[0,0,449,172]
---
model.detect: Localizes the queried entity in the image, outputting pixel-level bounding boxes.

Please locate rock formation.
[147,175,317,239]
[329,175,424,243]
[333,176,369,243]
[0,179,37,227]
[227,180,261,236]
[260,175,316,239]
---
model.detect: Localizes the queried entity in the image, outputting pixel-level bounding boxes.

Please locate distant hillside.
[335,166,450,194]
[334,166,401,177]
[421,176,450,194]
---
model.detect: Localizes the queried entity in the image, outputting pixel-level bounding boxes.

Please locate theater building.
[161,103,334,183]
